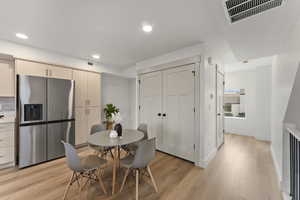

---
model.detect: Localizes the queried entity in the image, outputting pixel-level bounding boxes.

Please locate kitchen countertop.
[0,111,16,124]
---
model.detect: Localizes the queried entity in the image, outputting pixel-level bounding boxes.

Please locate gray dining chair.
[89,124,114,158]
[119,138,158,200]
[137,123,148,140]
[123,123,148,155]
[62,141,107,200]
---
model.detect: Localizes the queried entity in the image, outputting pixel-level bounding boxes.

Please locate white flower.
[112,112,122,124]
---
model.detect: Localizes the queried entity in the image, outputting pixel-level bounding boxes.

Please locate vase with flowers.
[104,104,120,130]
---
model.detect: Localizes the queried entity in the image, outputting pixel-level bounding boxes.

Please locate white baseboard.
[198,148,217,168]
[255,136,271,142]
[270,144,282,184]
[0,162,15,170]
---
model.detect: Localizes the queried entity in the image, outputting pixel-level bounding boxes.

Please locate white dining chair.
[119,138,158,200]
[62,141,107,200]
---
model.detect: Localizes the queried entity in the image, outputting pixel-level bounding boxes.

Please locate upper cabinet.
[0,62,15,97]
[16,60,48,77]
[73,70,88,107]
[48,65,73,80]
[87,72,101,107]
[73,70,101,108]
[16,60,72,80]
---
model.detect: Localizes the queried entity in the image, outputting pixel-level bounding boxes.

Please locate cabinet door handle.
[162,113,166,117]
[46,69,49,76]
[157,113,161,116]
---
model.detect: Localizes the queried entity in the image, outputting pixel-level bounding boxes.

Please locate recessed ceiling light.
[91,54,100,59]
[142,24,153,33]
[16,33,28,40]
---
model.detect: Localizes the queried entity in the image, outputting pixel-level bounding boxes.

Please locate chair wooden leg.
[63,172,75,200]
[147,166,158,193]
[112,147,117,195]
[120,168,130,192]
[136,170,139,200]
[74,173,82,199]
[97,169,107,195]
[81,178,89,191]
[110,149,114,159]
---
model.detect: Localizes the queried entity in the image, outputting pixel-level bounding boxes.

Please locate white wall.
[284,67,300,129]
[270,52,300,181]
[135,44,205,70]
[101,73,136,129]
[0,40,121,74]
[225,66,271,141]
[200,57,218,166]
[120,43,226,168]
[129,79,138,129]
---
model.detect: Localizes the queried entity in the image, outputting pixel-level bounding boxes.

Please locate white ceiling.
[224,56,274,72]
[0,0,300,69]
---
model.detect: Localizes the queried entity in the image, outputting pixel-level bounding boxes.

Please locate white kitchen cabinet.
[16,60,48,77]
[0,62,15,97]
[0,147,14,165]
[0,122,15,168]
[75,107,101,145]
[73,70,101,107]
[87,72,101,107]
[16,60,73,80]
[73,70,88,107]
[47,65,73,80]
[75,107,87,145]
[87,107,101,133]
[73,70,101,145]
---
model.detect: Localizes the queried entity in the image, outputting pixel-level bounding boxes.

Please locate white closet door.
[162,64,195,161]
[140,71,163,149]
[216,72,225,148]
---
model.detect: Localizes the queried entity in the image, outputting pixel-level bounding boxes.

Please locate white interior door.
[216,72,225,148]
[139,72,163,149]
[162,64,195,161]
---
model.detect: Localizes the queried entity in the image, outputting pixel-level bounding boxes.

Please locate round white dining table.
[87,129,144,195]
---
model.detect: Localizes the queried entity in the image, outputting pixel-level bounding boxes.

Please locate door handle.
[162,113,166,117]
[217,113,221,116]
[157,113,161,116]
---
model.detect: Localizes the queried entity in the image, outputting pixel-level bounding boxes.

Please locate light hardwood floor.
[0,134,282,200]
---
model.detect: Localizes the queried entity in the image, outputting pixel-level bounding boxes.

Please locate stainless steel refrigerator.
[17,75,75,168]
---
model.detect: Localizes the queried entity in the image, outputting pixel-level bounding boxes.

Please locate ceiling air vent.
[224,0,285,23]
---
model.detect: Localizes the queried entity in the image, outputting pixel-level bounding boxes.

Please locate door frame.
[216,65,225,149]
[137,58,201,165]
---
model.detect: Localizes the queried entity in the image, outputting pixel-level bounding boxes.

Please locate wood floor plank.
[0,134,282,200]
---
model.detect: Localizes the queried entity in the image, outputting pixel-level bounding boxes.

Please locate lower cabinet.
[75,106,101,145]
[0,123,15,168]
